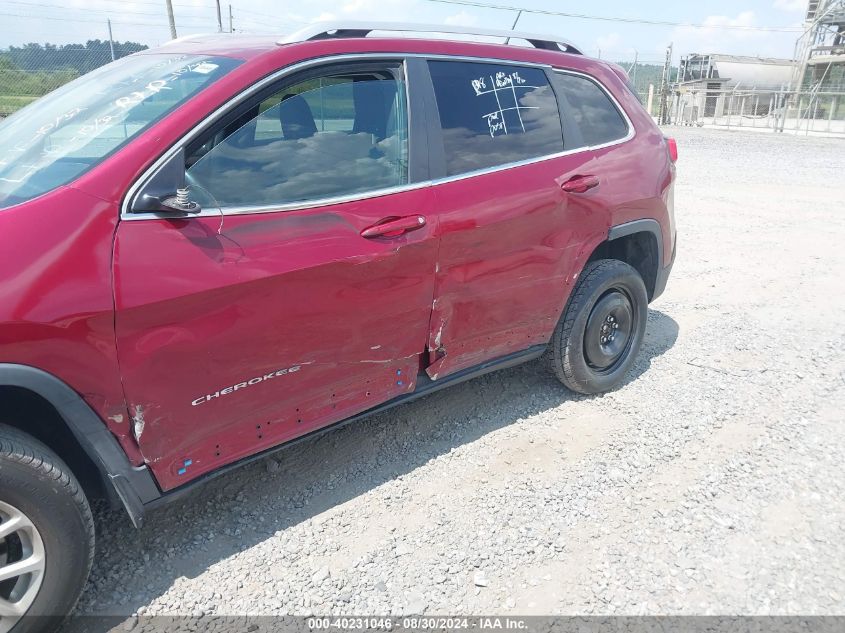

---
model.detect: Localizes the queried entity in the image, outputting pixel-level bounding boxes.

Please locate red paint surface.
[0,35,674,490]
[114,190,438,487]
[426,150,602,379]
[0,187,142,463]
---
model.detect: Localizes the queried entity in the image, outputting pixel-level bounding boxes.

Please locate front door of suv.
[422,59,605,379]
[113,59,437,490]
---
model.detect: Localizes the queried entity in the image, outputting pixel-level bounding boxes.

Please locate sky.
[0,0,812,63]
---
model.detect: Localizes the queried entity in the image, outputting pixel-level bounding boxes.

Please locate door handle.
[561,175,600,194]
[361,215,426,238]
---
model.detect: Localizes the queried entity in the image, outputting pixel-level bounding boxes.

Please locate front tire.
[0,426,94,633]
[547,259,648,394]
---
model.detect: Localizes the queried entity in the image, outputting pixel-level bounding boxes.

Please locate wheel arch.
[588,219,663,301]
[0,364,160,527]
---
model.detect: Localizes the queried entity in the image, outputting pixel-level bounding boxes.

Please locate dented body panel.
[425,151,602,379]
[113,188,438,489]
[0,186,143,464]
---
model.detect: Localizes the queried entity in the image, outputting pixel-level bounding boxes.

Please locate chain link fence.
[0,42,145,116]
[666,85,845,136]
[9,40,839,137]
[0,36,672,117]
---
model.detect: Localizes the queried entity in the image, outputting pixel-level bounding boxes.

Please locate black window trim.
[546,68,585,150]
[121,53,635,221]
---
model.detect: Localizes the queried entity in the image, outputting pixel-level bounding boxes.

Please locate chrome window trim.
[431,148,585,186]
[122,53,413,221]
[551,67,635,149]
[139,181,432,219]
[121,53,634,221]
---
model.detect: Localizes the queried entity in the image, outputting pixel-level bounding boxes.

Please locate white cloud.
[444,11,479,27]
[339,0,417,16]
[702,10,757,31]
[596,32,622,55]
[773,0,806,11]
[669,11,795,58]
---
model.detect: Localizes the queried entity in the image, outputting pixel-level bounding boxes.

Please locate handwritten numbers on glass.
[470,70,539,138]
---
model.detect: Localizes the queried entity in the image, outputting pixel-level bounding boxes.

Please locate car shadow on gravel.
[69,310,678,626]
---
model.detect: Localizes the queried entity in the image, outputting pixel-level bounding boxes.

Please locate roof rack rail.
[277,21,583,55]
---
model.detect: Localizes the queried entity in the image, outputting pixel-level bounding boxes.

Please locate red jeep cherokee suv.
[0,22,675,629]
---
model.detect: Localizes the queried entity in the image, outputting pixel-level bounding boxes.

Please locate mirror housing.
[130,148,201,214]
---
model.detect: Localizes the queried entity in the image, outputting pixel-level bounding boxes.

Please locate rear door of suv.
[420,58,608,379]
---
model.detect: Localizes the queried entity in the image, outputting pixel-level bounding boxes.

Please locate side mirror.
[130,148,202,215]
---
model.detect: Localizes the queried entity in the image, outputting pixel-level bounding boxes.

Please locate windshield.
[0,53,241,209]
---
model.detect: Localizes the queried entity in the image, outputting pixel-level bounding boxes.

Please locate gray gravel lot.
[73,127,845,622]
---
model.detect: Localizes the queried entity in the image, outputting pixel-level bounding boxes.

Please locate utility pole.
[629,50,638,89]
[228,4,234,33]
[504,9,522,44]
[658,42,673,125]
[215,0,223,33]
[165,0,177,40]
[107,18,116,61]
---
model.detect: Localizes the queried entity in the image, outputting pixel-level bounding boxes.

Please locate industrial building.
[668,1,845,132]
[675,54,794,121]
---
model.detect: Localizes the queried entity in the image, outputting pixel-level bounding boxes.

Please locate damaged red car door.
[113,60,437,490]
[423,60,603,378]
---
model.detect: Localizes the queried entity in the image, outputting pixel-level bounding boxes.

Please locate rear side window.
[552,72,629,146]
[427,61,563,176]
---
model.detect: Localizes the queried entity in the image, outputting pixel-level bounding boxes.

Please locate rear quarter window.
[551,72,630,147]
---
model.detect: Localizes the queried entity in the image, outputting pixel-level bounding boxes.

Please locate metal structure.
[666,2,845,135]
[678,54,794,90]
[675,53,794,123]
[657,44,673,125]
[668,84,844,135]
[792,0,845,91]
[278,21,584,55]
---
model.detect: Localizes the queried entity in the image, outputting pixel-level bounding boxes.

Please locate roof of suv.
[133,22,634,105]
[140,21,585,62]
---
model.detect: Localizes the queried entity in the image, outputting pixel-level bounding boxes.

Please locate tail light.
[666,137,678,163]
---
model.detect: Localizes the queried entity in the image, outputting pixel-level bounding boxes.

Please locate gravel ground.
[71,127,845,623]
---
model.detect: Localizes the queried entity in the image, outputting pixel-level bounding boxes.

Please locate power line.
[236,7,307,23]
[5,0,306,25]
[423,0,803,33]
[2,0,166,16]
[1,0,305,38]
[0,11,219,28]
[5,0,214,15]
[6,0,216,9]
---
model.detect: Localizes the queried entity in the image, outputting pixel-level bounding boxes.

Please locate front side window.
[0,54,240,209]
[427,60,563,177]
[186,65,408,209]
[552,72,630,147]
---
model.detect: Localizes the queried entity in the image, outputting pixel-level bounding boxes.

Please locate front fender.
[0,363,160,527]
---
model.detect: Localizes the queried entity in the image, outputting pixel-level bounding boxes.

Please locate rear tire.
[0,426,94,633]
[547,259,648,394]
